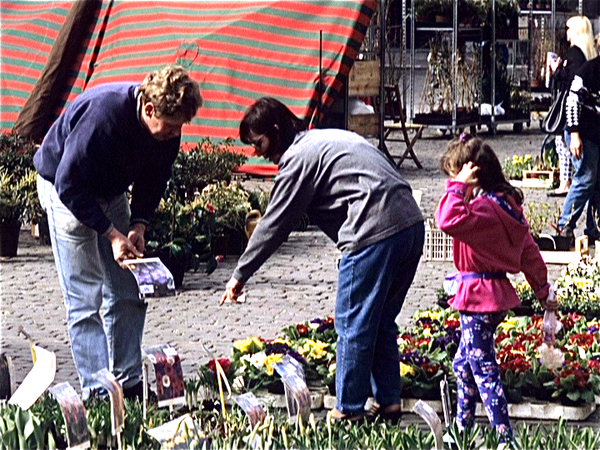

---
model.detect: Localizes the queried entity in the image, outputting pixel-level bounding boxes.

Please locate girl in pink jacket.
[435,133,555,440]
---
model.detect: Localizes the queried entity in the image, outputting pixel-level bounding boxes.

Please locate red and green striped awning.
[1,1,375,175]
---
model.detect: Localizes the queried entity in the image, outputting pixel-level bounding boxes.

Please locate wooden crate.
[424,219,453,262]
[348,60,380,97]
[347,113,380,136]
[522,169,558,189]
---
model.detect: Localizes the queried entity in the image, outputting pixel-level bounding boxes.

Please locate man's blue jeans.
[37,176,146,399]
[334,221,424,414]
[559,133,600,236]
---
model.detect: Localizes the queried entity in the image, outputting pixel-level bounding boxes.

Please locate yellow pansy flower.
[264,354,283,376]
[400,362,415,377]
[233,336,264,354]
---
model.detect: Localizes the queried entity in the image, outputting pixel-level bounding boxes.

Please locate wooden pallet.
[522,169,558,189]
[323,395,596,421]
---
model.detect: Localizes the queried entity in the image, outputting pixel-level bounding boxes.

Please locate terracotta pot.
[0,221,21,257]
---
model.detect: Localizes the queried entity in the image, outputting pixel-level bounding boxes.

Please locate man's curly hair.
[139,65,202,122]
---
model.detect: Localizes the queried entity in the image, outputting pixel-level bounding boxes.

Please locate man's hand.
[107,227,143,268]
[570,132,583,160]
[128,223,146,254]
[220,276,245,305]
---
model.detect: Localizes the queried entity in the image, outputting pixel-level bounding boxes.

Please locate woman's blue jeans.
[559,132,600,236]
[334,221,424,414]
[37,176,146,399]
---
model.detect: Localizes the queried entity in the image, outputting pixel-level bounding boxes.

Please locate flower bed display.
[193,306,600,410]
[4,306,600,449]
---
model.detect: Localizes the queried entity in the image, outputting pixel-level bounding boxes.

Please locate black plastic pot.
[534,234,572,251]
[0,220,21,257]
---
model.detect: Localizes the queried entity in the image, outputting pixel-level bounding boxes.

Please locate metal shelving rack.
[405,1,483,135]
[485,0,533,133]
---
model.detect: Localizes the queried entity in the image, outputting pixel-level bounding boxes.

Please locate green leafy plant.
[0,170,27,224]
[172,138,247,203]
[502,153,533,180]
[524,202,560,239]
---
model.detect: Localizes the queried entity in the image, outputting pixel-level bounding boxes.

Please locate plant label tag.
[143,344,186,408]
[49,382,91,449]
[8,345,56,410]
[274,356,310,425]
[233,392,266,428]
[92,368,124,436]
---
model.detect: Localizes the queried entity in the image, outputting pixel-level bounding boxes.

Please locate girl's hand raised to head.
[455,161,479,185]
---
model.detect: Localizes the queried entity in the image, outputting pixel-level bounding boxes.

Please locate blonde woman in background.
[547,15,596,197]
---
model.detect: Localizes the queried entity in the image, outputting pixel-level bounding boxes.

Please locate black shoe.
[546,190,568,197]
[123,381,157,403]
[561,227,576,247]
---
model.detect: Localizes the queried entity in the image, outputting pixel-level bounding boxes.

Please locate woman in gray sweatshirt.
[221,97,424,422]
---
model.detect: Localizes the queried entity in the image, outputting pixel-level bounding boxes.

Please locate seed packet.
[443,272,460,297]
[92,368,124,435]
[143,344,185,408]
[124,257,175,298]
[9,345,56,410]
[49,382,90,450]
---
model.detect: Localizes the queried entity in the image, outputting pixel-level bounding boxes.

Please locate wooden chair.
[381,84,425,169]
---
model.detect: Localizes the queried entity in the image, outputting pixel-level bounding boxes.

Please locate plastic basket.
[424,219,453,262]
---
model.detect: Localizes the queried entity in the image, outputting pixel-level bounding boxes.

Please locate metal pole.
[492,0,496,129]
[452,0,458,134]
[379,0,386,152]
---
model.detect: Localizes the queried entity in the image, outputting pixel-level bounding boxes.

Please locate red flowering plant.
[547,359,600,405]
[188,357,235,406]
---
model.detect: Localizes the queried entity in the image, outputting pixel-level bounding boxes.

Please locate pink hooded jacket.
[435,180,549,313]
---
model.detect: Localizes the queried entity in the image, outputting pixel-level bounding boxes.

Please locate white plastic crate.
[424,219,453,262]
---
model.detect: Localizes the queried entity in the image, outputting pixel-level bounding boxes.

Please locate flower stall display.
[514,257,600,317]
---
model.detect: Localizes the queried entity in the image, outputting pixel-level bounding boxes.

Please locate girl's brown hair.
[440,133,524,205]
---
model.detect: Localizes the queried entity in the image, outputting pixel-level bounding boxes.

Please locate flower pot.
[0,221,21,257]
[211,234,229,257]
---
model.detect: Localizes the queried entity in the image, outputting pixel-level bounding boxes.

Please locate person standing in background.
[547,15,596,198]
[558,31,600,242]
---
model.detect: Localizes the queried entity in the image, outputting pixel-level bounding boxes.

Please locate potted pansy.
[229,336,306,393]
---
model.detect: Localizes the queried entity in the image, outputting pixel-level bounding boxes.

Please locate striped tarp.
[1,1,376,175]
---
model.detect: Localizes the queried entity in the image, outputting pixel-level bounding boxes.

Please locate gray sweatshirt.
[232,129,423,283]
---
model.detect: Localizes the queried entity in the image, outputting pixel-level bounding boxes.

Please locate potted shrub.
[172,137,247,202]
[145,190,213,288]
[198,182,252,256]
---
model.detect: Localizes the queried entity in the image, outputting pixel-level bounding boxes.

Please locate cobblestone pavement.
[2,124,599,427]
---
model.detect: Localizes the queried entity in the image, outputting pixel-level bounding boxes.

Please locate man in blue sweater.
[34,65,202,400]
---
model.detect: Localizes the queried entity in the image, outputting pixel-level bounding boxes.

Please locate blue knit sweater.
[34,83,180,235]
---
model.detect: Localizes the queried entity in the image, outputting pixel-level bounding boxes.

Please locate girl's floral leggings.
[454,312,512,438]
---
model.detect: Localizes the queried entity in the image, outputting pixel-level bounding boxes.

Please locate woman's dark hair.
[239,97,306,154]
[440,133,524,205]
